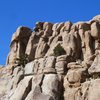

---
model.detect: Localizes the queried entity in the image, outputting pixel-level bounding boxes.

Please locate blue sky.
[0,0,100,65]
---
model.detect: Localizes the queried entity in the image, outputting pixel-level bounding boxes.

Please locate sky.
[0,0,100,65]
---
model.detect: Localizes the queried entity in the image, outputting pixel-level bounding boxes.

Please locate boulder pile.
[1,15,100,100]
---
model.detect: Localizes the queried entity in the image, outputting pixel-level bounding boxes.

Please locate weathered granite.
[1,15,100,100]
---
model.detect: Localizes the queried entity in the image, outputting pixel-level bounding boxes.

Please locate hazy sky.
[0,0,100,65]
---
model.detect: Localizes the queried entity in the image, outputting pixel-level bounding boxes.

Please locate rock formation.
[1,15,100,100]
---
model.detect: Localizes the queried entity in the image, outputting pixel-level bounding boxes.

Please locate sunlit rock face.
[6,26,32,65]
[1,15,100,100]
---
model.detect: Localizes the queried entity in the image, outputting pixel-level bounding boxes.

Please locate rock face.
[1,15,100,100]
[6,26,32,65]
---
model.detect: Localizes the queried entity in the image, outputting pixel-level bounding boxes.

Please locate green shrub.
[53,44,66,57]
[15,54,29,67]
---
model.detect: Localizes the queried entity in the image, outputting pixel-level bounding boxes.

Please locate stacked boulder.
[1,15,100,100]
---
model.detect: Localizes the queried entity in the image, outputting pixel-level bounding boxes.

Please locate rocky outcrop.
[1,15,100,100]
[6,26,32,65]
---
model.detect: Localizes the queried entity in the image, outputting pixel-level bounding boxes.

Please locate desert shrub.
[15,54,29,67]
[53,44,66,57]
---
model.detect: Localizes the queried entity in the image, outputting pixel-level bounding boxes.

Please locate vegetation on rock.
[53,44,66,56]
[15,54,29,67]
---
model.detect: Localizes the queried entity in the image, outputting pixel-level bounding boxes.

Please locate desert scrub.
[53,44,66,57]
[15,54,29,67]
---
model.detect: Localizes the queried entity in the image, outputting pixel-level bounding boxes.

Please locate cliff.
[1,15,100,100]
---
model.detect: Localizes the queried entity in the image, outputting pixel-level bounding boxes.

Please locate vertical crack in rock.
[22,78,32,100]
